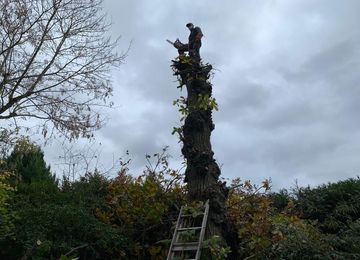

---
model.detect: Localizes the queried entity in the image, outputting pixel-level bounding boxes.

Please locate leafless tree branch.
[0,0,127,140]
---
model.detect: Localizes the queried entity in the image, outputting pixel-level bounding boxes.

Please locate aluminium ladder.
[167,200,210,260]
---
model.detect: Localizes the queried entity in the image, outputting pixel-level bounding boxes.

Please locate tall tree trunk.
[172,58,228,238]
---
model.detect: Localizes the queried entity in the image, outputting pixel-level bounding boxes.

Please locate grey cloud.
[41,0,360,191]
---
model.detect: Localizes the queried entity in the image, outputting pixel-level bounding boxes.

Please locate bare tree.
[0,0,126,140]
[56,141,122,181]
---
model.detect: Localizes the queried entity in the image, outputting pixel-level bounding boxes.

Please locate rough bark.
[172,58,228,238]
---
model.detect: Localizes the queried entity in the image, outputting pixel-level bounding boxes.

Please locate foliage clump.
[226,177,360,259]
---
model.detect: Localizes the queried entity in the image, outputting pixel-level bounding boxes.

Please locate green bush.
[263,218,336,260]
[0,171,16,243]
[1,175,129,260]
[296,177,360,233]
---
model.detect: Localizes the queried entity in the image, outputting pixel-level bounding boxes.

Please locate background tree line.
[0,139,359,259]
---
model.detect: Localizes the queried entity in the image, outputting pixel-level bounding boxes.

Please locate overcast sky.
[43,0,360,190]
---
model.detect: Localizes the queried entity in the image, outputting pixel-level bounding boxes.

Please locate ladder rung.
[177,227,202,231]
[181,213,204,217]
[172,242,199,251]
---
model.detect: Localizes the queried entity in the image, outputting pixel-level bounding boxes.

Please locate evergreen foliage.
[296,177,360,233]
[6,138,55,184]
[0,170,16,244]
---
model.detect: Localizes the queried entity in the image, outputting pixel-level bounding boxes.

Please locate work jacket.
[188,27,203,44]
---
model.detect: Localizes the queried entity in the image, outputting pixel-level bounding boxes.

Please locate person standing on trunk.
[186,23,203,61]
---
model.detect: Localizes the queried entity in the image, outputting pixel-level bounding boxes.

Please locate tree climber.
[167,23,203,88]
[174,23,203,62]
[186,23,203,61]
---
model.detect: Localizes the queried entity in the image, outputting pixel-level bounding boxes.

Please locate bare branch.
[0,0,127,140]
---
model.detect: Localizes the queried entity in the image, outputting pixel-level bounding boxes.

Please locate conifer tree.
[6,139,54,184]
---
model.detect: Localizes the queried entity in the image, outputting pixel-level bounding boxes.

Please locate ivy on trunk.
[171,57,228,238]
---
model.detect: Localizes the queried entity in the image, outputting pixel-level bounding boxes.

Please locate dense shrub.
[1,139,360,259]
[0,170,16,244]
[227,178,360,259]
[1,175,128,259]
[96,150,187,259]
[296,177,360,233]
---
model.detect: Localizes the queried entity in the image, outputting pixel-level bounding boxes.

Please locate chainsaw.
[166,38,185,49]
